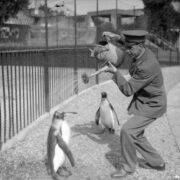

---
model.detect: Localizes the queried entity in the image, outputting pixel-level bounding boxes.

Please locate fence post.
[44,0,50,112]
[73,0,78,94]
[96,0,99,85]
[0,97,1,147]
[44,52,49,112]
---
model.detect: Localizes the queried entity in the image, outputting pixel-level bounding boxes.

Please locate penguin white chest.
[61,121,71,144]
[100,100,114,128]
[53,145,65,172]
[53,121,71,172]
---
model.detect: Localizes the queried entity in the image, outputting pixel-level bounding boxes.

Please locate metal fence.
[0,47,97,147]
[1,45,179,147]
[0,0,180,150]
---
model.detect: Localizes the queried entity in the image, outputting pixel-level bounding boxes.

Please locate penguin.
[47,111,75,180]
[95,92,120,134]
[89,42,109,59]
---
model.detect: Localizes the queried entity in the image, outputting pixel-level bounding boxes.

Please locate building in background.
[87,8,146,31]
[0,10,34,48]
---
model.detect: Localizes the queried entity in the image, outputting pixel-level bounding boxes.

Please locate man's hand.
[104,61,117,74]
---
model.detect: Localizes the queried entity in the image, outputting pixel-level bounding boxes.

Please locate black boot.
[139,161,165,171]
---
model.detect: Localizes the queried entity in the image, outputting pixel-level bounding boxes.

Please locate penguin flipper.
[95,108,100,125]
[109,103,120,125]
[56,134,75,167]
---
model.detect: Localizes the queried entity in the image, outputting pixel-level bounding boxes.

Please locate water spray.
[81,65,108,84]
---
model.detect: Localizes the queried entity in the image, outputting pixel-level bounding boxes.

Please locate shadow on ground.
[72,121,122,170]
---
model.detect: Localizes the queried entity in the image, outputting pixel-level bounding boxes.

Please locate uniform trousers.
[120,115,164,173]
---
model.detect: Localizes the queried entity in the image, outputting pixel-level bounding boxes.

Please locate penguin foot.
[47,167,51,175]
[51,172,61,180]
[44,158,51,175]
[57,166,72,177]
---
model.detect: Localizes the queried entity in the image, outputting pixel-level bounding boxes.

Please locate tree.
[142,0,180,39]
[39,4,51,15]
[0,0,29,24]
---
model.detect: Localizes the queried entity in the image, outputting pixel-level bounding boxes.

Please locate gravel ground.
[0,66,180,180]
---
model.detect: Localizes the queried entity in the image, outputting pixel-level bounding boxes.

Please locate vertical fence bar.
[0,97,1,148]
[48,55,51,108]
[22,52,26,127]
[31,53,35,121]
[14,52,19,134]
[34,52,37,119]
[53,52,55,107]
[25,52,30,125]
[74,0,78,94]
[41,52,46,114]
[116,0,118,30]
[28,52,32,123]
[37,51,40,116]
[58,61,61,102]
[23,52,27,126]
[54,59,59,104]
[96,0,99,84]
[2,53,7,142]
[52,62,54,108]
[39,52,43,115]
[0,53,2,146]
[18,54,22,131]
[50,52,53,108]
[6,54,12,139]
[44,0,50,112]
[39,51,43,115]
[0,56,1,146]
[10,53,15,136]
[44,52,49,112]
[63,61,65,100]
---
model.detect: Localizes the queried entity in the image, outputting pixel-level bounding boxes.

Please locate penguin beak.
[64,112,77,118]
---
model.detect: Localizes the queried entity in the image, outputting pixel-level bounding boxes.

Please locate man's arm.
[104,61,156,97]
[114,67,156,97]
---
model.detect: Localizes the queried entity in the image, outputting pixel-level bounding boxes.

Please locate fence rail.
[0,47,97,147]
[0,45,180,149]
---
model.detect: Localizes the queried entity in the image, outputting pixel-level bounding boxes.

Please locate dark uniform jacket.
[113,48,167,118]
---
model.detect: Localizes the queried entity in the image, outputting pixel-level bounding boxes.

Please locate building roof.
[88,8,144,17]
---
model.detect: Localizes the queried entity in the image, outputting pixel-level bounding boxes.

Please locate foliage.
[142,0,180,39]
[39,4,51,14]
[0,0,29,24]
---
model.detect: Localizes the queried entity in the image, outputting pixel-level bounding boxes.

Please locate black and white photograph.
[0,0,180,179]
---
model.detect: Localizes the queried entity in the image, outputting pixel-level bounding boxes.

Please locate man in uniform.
[104,30,167,178]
